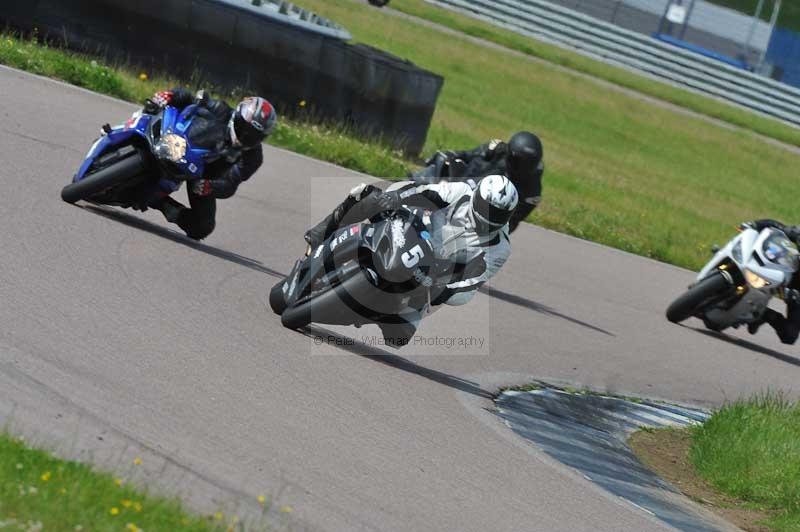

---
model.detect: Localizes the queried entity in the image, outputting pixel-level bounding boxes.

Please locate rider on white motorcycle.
[743,219,800,343]
[304,176,519,342]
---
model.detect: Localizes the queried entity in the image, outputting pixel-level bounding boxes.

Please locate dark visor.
[472,191,510,226]
[234,114,264,146]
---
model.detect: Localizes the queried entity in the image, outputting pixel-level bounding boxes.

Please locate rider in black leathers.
[744,219,800,344]
[142,88,276,240]
[412,131,543,233]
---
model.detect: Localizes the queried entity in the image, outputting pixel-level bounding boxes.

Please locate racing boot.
[152,195,186,223]
[304,183,379,250]
[378,319,417,348]
[747,314,768,335]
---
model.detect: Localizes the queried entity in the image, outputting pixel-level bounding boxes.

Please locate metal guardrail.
[426,0,800,127]
[218,0,351,40]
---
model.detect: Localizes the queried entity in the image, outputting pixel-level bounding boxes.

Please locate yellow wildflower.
[40,471,51,482]
[133,502,143,513]
[299,100,307,108]
[110,507,120,516]
[214,512,223,521]
[133,457,142,465]
[121,499,132,508]
[139,73,148,81]
[279,505,293,514]
[257,495,266,505]
[125,523,139,532]
[114,478,124,487]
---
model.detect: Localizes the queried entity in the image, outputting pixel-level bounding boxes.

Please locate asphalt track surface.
[2,66,800,531]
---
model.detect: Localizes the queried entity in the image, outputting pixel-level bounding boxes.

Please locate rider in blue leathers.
[142,89,276,239]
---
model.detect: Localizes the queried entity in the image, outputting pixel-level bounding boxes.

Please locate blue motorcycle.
[61,99,216,206]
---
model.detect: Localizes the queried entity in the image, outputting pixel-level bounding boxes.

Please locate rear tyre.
[666,273,730,324]
[61,152,146,204]
[269,280,288,315]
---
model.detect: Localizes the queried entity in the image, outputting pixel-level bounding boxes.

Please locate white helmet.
[471,175,519,233]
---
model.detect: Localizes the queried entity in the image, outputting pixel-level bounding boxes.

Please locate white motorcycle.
[666,225,800,330]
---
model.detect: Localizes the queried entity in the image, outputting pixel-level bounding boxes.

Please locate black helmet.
[507,131,543,179]
[229,96,277,148]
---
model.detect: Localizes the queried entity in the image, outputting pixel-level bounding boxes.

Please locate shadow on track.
[690,327,800,368]
[303,326,494,399]
[81,204,286,279]
[481,286,615,337]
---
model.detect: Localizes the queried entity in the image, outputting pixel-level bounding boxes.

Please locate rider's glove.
[784,288,800,305]
[190,179,213,197]
[785,225,800,243]
[485,139,502,159]
[152,91,174,108]
[376,191,401,212]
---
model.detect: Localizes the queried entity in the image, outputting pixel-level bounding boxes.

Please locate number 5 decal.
[402,245,425,268]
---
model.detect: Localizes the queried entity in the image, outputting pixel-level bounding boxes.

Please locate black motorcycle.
[411,151,470,185]
[269,207,462,345]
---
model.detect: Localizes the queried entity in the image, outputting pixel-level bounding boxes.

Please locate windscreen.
[762,232,800,270]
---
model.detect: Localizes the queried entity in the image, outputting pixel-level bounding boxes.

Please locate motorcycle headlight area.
[154,133,187,163]
[731,241,743,263]
[744,269,770,289]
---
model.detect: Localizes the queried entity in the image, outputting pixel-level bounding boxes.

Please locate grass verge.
[631,395,800,532]
[0,33,408,179]
[691,394,800,531]
[0,433,240,531]
[387,0,800,148]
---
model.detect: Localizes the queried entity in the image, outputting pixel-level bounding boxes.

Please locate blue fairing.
[74,104,213,186]
[75,124,145,181]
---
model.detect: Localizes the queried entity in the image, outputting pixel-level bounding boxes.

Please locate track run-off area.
[2,67,799,531]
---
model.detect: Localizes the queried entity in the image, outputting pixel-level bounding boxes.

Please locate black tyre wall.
[0,0,443,155]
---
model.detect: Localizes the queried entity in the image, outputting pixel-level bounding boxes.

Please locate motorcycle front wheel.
[281,265,374,330]
[269,280,288,315]
[61,151,147,204]
[666,272,731,324]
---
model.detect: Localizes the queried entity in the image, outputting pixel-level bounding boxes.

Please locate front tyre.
[269,280,288,315]
[61,151,146,204]
[281,267,372,330]
[666,273,731,324]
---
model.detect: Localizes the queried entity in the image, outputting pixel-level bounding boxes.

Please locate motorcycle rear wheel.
[61,151,147,204]
[666,273,730,324]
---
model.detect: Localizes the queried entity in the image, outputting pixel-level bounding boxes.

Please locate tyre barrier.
[0,0,444,155]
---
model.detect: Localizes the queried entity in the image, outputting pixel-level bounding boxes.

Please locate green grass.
[0,433,247,531]
[691,394,800,531]
[295,0,800,270]
[0,33,408,178]
[387,0,800,148]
